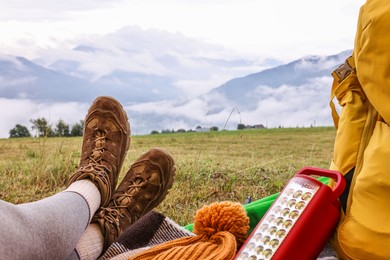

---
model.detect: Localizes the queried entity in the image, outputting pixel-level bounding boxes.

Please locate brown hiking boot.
[93,148,176,250]
[68,96,130,207]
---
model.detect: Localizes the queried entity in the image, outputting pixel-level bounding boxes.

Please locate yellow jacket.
[329,0,390,259]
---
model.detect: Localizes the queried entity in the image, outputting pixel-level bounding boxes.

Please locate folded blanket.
[100,211,194,260]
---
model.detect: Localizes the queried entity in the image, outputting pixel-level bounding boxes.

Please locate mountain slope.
[0,55,180,103]
[210,50,351,109]
[0,56,95,101]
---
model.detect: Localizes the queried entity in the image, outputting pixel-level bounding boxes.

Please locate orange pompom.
[193,201,250,247]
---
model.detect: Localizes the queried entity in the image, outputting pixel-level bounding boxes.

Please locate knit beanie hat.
[129,201,250,260]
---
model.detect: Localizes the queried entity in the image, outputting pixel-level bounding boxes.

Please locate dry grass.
[0,126,335,226]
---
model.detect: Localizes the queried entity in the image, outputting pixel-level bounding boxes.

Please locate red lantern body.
[236,167,345,260]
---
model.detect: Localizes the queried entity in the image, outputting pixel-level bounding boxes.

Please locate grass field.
[0,126,335,226]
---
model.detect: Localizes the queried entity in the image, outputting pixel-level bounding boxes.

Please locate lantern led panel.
[235,167,345,260]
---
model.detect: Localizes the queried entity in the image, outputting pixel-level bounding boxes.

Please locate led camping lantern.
[235,167,345,260]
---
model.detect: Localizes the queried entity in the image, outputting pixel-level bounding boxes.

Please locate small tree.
[70,120,84,137]
[54,119,70,137]
[9,124,31,138]
[210,126,219,131]
[237,124,246,130]
[161,129,172,134]
[150,130,160,134]
[30,117,52,137]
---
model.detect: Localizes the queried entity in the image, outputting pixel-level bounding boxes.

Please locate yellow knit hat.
[129,201,250,260]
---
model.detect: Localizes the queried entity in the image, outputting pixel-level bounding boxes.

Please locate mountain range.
[0,45,351,137]
[209,50,351,111]
[0,54,180,103]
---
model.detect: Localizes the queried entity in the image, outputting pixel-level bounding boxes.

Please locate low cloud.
[0,98,88,138]
[0,75,335,138]
[243,77,334,128]
[122,76,335,134]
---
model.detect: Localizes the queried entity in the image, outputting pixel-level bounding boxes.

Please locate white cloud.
[0,0,366,62]
[122,76,335,134]
[243,77,334,128]
[0,98,88,138]
[17,25,266,97]
[126,98,208,120]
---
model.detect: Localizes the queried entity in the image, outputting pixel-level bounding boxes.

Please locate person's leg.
[0,96,130,259]
[0,180,100,259]
[74,148,176,260]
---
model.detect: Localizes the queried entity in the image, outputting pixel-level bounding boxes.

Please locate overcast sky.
[0,0,365,62]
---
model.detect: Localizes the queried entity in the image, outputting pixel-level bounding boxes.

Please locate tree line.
[9,118,84,138]
[9,120,268,138]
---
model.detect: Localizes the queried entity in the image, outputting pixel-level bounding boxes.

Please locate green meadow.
[0,127,335,226]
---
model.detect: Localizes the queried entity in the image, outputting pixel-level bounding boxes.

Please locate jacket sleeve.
[354,0,390,124]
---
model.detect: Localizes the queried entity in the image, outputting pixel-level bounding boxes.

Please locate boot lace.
[100,178,145,224]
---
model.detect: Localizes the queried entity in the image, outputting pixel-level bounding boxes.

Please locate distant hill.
[0,56,92,101]
[208,50,351,110]
[0,55,181,103]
